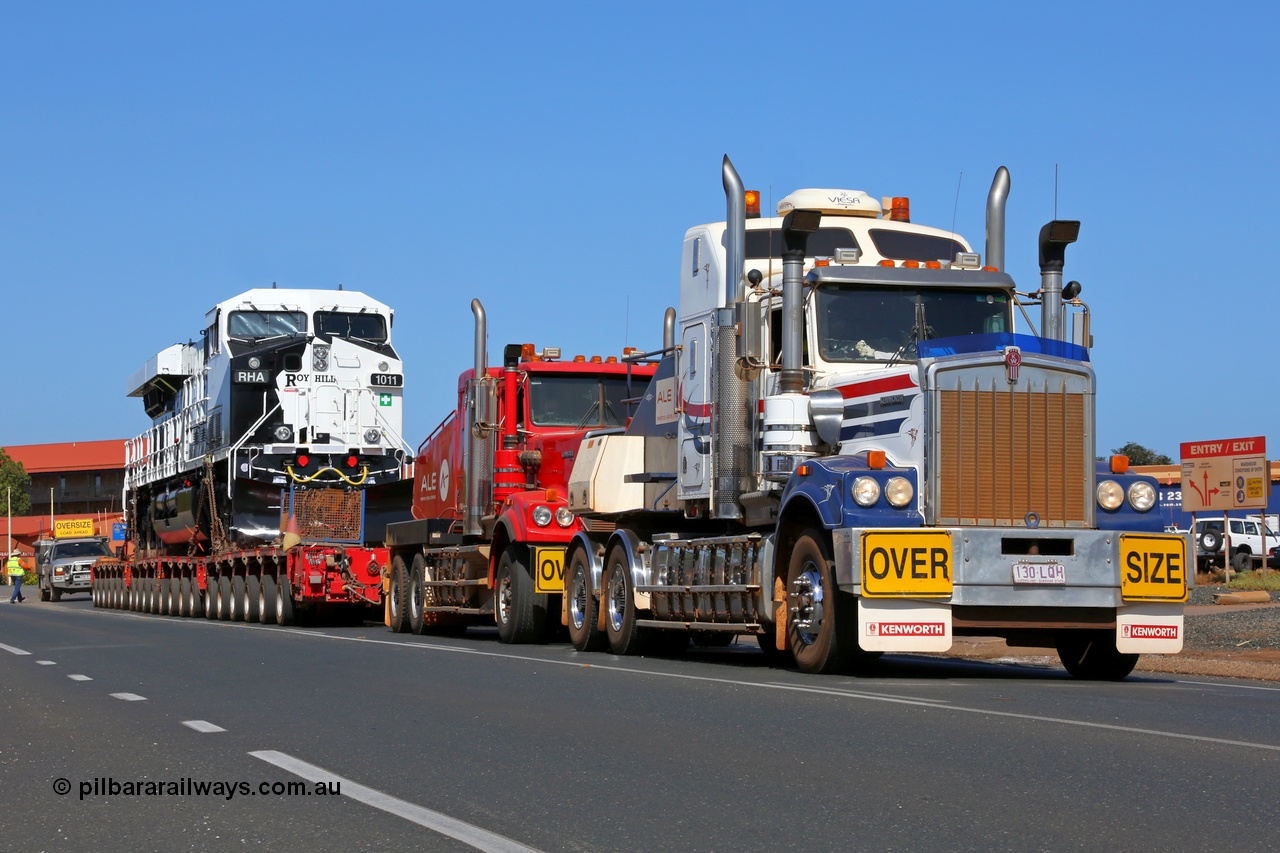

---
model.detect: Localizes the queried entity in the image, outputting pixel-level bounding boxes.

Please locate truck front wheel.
[1055,630,1138,680]
[388,555,410,633]
[495,547,545,644]
[786,529,851,675]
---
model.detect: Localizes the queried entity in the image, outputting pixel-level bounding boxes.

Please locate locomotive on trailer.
[124,286,410,553]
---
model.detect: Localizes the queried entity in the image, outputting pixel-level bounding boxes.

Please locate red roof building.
[2,440,127,556]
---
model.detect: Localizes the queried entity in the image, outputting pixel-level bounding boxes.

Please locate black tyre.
[217,576,232,620]
[786,529,852,675]
[388,555,410,634]
[1056,630,1139,680]
[1232,549,1253,573]
[276,574,296,626]
[246,574,262,623]
[495,547,545,644]
[566,547,605,652]
[175,577,189,616]
[261,574,279,625]
[1199,530,1222,554]
[409,554,426,635]
[39,581,51,602]
[160,578,172,615]
[603,544,644,656]
[230,575,246,621]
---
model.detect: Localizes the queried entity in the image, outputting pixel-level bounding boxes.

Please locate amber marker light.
[890,197,910,222]
[795,465,811,476]
[745,189,761,218]
[867,450,887,469]
[878,259,895,267]
[1110,455,1130,474]
[925,260,942,269]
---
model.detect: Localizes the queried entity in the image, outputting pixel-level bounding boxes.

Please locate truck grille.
[934,372,1088,528]
[282,489,364,543]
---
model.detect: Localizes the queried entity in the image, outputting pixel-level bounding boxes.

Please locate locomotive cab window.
[314,311,388,344]
[227,310,306,342]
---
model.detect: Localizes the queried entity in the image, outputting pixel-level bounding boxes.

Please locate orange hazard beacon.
[551,157,1188,679]
[382,300,658,641]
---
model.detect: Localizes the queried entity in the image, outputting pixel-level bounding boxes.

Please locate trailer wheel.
[408,554,426,634]
[786,529,852,675]
[388,555,409,633]
[260,573,279,625]
[246,574,262,623]
[603,544,645,655]
[216,576,231,620]
[496,547,545,644]
[566,547,605,652]
[1056,630,1138,680]
[275,574,296,626]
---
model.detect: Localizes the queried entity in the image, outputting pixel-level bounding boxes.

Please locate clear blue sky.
[2,1,1277,462]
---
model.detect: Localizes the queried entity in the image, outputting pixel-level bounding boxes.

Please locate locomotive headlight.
[364,428,381,444]
[378,361,389,372]
[885,477,914,508]
[852,476,881,507]
[532,506,552,527]
[1127,481,1157,512]
[555,507,574,528]
[248,356,262,369]
[1096,480,1124,511]
[273,425,294,443]
[312,344,330,372]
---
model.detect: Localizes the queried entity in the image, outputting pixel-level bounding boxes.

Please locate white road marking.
[68,674,92,681]
[1174,679,1280,693]
[0,642,31,655]
[36,660,56,665]
[110,692,146,701]
[182,720,226,733]
[250,750,543,853]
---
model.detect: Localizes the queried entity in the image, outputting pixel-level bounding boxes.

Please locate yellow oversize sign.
[533,546,566,593]
[1120,534,1189,602]
[54,518,96,539]
[861,531,953,598]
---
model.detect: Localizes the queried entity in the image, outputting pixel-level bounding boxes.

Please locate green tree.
[1109,442,1173,466]
[0,449,32,516]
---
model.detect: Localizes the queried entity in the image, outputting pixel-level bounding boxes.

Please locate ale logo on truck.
[861,531,953,598]
[54,518,96,538]
[1119,533,1189,602]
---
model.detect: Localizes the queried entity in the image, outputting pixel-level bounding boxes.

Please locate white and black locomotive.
[125,287,410,554]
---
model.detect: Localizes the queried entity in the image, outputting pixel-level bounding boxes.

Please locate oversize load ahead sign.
[54,518,96,538]
[1179,436,1267,511]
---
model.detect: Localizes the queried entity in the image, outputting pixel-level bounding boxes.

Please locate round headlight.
[378,361,389,372]
[364,428,381,444]
[532,506,552,527]
[852,476,881,507]
[1096,480,1124,511]
[885,477,914,508]
[1127,481,1156,512]
[555,507,575,528]
[273,425,293,443]
[248,356,261,369]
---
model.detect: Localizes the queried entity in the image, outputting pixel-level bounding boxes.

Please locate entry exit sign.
[1180,436,1267,512]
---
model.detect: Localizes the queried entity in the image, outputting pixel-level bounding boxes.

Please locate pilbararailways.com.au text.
[53,776,340,801]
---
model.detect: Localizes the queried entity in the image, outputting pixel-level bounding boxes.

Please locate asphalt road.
[4,596,1280,852]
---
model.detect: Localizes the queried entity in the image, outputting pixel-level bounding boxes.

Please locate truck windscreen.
[817,285,1010,362]
[52,541,112,559]
[529,376,635,428]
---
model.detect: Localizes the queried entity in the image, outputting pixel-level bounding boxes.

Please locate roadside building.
[1,440,127,559]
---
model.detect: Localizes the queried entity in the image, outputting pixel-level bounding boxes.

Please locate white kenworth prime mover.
[124,287,411,554]
[561,157,1189,679]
